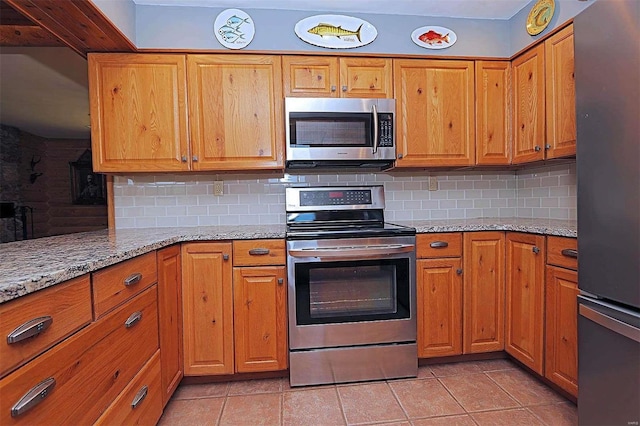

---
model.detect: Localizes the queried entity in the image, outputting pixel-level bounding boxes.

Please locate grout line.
[386,379,411,422]
[334,385,349,426]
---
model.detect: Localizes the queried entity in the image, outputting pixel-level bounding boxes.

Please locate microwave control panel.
[378,113,394,147]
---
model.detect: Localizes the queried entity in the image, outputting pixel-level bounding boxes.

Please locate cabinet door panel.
[339,58,393,98]
[282,56,339,97]
[545,25,576,159]
[417,258,463,358]
[545,265,578,396]
[476,61,511,165]
[512,45,545,164]
[394,59,475,167]
[182,243,234,375]
[506,233,545,374]
[188,55,284,171]
[463,232,505,353]
[233,267,287,372]
[88,53,189,172]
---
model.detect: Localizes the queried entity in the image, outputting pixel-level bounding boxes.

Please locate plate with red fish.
[294,15,378,49]
[411,26,457,50]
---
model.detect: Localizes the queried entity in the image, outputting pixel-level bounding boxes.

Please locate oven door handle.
[288,244,415,259]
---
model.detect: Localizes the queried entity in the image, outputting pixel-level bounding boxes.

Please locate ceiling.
[0,0,532,140]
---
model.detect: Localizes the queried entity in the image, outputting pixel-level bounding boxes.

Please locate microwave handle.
[372,104,379,154]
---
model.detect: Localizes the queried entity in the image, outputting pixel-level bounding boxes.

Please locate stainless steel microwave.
[285,97,396,171]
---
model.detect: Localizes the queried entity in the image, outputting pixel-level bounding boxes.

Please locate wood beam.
[0,24,63,46]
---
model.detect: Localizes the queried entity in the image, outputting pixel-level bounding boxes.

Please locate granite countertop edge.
[0,218,576,304]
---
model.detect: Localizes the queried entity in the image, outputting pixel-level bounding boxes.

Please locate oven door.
[287,236,416,350]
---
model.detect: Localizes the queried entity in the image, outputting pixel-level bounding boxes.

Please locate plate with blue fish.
[214,8,254,49]
[294,15,377,49]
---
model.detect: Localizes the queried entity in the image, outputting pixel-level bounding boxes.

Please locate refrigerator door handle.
[579,304,640,343]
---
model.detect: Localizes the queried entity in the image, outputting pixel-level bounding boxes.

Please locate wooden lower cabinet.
[463,232,506,353]
[233,266,288,372]
[181,242,234,376]
[505,232,546,374]
[157,245,183,405]
[545,265,579,397]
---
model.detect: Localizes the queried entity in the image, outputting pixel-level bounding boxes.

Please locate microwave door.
[372,104,379,154]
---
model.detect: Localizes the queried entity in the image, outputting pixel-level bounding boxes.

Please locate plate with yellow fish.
[411,26,457,50]
[294,15,377,49]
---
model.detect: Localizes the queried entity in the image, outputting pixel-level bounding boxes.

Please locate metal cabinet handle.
[397,153,403,159]
[7,316,53,344]
[192,156,198,162]
[534,146,541,152]
[430,241,449,248]
[181,155,188,162]
[131,385,148,409]
[125,311,142,329]
[532,246,540,254]
[223,254,229,261]
[248,248,270,256]
[561,249,578,259]
[124,272,142,287]
[342,85,347,92]
[11,377,56,417]
[456,269,463,275]
[545,144,551,150]
[277,278,284,285]
[330,85,337,92]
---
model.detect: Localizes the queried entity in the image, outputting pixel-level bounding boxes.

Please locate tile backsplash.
[113,163,576,228]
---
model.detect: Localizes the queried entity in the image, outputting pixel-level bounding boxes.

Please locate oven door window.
[294,259,410,325]
[289,112,372,147]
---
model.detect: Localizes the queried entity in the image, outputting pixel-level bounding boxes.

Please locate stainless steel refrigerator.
[574,1,640,425]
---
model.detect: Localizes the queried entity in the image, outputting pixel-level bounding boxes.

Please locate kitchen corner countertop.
[0,218,576,304]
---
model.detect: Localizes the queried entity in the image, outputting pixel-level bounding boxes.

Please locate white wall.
[113,163,576,228]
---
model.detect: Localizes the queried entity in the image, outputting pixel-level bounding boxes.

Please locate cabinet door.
[282,56,339,97]
[463,232,505,353]
[233,267,288,372]
[417,258,463,358]
[505,232,546,374]
[181,242,234,375]
[187,55,284,171]
[512,44,546,164]
[88,53,190,172]
[339,58,393,98]
[545,265,578,397]
[545,25,576,159]
[394,59,475,167]
[157,245,182,405]
[476,61,511,165]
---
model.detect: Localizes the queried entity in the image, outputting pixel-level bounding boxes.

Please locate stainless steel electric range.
[285,185,417,387]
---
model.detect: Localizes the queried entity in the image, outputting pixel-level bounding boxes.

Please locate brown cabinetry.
[545,236,578,397]
[416,233,463,358]
[505,232,546,374]
[283,56,392,98]
[394,59,475,167]
[475,61,512,165]
[463,232,506,353]
[157,245,183,405]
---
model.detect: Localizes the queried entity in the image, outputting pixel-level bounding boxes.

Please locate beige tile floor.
[158,359,577,426]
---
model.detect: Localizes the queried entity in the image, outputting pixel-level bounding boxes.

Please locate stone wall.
[0,125,22,242]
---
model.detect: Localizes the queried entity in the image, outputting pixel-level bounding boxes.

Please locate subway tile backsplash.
[113,163,576,228]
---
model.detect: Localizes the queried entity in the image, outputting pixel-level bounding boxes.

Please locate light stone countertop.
[0,218,576,304]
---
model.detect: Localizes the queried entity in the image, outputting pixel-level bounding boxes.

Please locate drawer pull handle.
[561,249,578,259]
[249,248,270,256]
[125,311,143,328]
[124,272,142,287]
[11,377,56,417]
[7,316,53,344]
[131,385,149,409]
[430,241,449,248]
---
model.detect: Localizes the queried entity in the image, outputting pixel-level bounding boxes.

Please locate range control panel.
[300,189,372,206]
[286,186,385,211]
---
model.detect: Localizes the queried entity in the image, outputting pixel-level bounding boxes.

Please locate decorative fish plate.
[214,8,255,49]
[411,26,457,50]
[526,0,555,35]
[294,15,377,49]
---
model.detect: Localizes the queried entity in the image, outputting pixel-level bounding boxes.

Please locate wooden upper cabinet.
[512,44,546,164]
[476,61,512,165]
[88,54,190,172]
[187,55,284,171]
[394,59,475,167]
[545,25,576,159]
[283,56,392,98]
[505,232,546,375]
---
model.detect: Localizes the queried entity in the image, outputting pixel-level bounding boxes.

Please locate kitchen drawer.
[0,276,92,378]
[0,285,159,425]
[92,251,158,318]
[547,236,578,270]
[417,233,463,259]
[95,350,162,426]
[233,239,286,266]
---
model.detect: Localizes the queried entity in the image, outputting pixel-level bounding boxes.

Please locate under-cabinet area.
[0,224,579,425]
